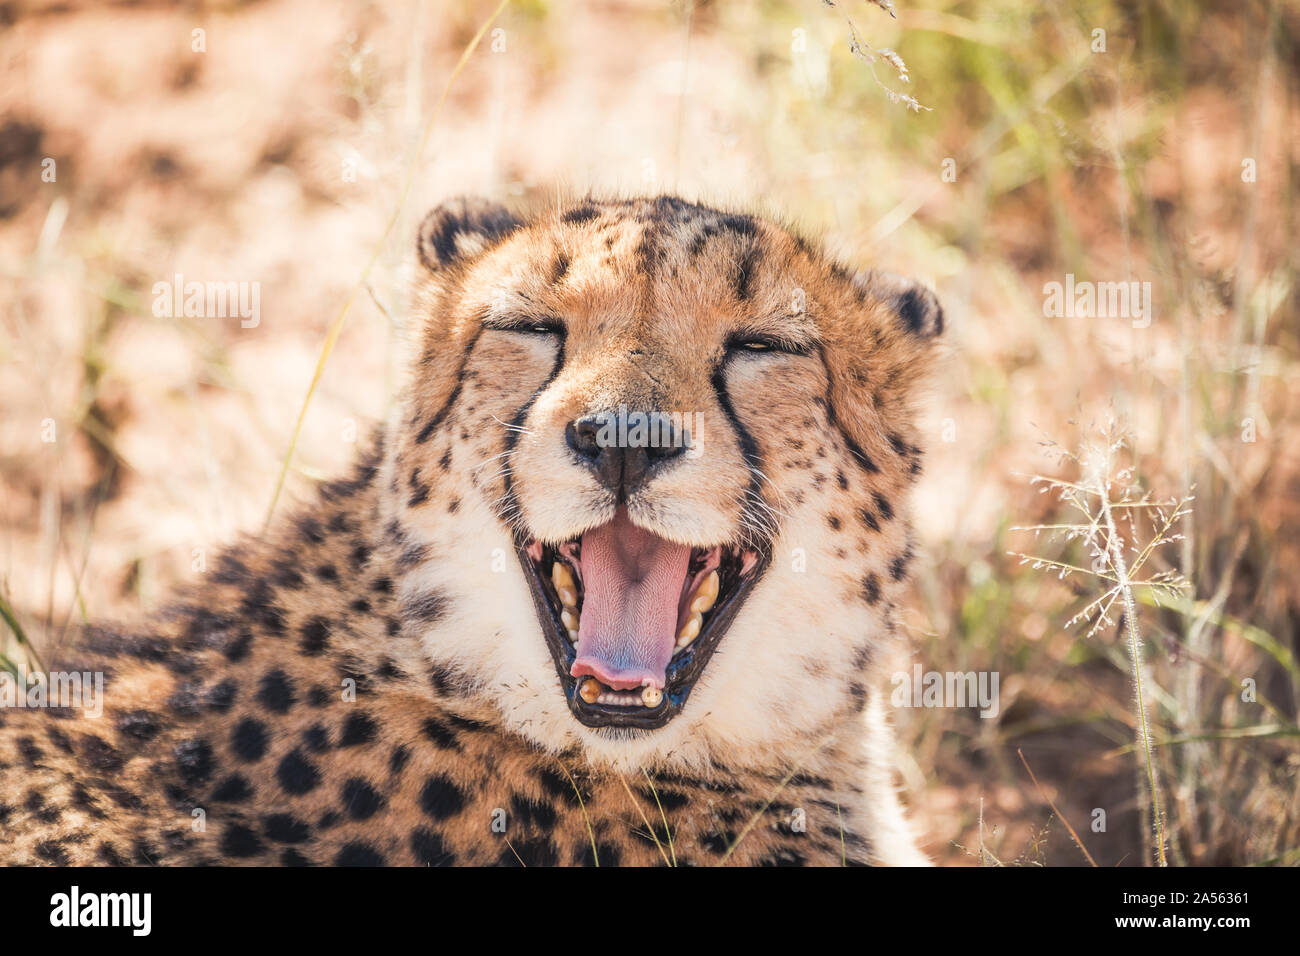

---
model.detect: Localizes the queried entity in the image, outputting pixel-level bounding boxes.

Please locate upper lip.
[514,532,769,729]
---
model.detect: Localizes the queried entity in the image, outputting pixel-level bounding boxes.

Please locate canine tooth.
[676,612,702,647]
[566,627,579,643]
[690,569,720,614]
[641,686,663,707]
[578,678,602,704]
[552,562,577,604]
[561,608,579,631]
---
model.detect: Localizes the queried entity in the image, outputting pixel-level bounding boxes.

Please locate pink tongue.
[570,508,691,691]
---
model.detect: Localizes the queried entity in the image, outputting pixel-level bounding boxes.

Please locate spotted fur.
[0,195,941,866]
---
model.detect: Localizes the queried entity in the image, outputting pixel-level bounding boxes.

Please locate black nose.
[566,410,688,499]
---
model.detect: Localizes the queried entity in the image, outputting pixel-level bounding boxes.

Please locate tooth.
[561,608,579,631]
[689,569,720,614]
[553,563,577,606]
[566,627,579,644]
[676,612,702,648]
[641,686,663,707]
[578,678,602,704]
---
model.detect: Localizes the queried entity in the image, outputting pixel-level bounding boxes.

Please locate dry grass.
[1,0,1298,865]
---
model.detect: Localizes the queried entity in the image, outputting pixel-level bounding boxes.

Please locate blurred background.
[1,0,1297,865]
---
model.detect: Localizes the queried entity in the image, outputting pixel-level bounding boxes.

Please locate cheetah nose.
[565,410,687,500]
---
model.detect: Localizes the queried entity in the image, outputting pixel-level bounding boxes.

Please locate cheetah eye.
[726,334,805,355]
[484,316,565,337]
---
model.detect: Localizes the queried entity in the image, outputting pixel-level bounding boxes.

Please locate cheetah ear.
[416,196,524,272]
[853,270,944,340]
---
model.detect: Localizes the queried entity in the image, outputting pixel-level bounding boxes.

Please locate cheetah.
[0,195,942,866]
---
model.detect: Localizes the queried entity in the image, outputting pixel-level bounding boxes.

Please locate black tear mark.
[496,333,568,529]
[711,356,772,551]
[416,325,485,444]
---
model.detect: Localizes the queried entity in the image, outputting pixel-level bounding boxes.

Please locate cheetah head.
[391,195,941,770]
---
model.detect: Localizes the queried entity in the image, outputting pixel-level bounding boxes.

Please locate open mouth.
[516,507,767,729]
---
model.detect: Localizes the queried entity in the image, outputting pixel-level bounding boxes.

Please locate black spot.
[410,827,455,865]
[422,714,470,754]
[80,735,123,773]
[16,737,43,767]
[510,794,558,830]
[269,561,304,590]
[167,682,202,716]
[98,843,127,866]
[204,678,238,712]
[35,840,69,865]
[302,723,331,753]
[335,842,386,866]
[174,737,214,785]
[857,507,880,533]
[551,252,570,284]
[223,630,253,662]
[589,841,621,867]
[643,786,691,812]
[827,514,842,531]
[861,573,881,606]
[340,712,378,747]
[231,718,269,762]
[389,746,411,775]
[873,492,894,522]
[890,549,912,581]
[698,832,733,855]
[718,212,758,237]
[405,591,448,625]
[315,564,338,583]
[307,686,331,708]
[211,774,253,802]
[537,767,582,807]
[276,749,321,795]
[759,849,807,867]
[500,837,559,867]
[264,813,312,844]
[419,775,467,821]
[299,619,329,656]
[256,669,296,714]
[116,710,163,742]
[281,849,313,866]
[342,778,385,820]
[561,205,600,225]
[220,824,264,859]
[70,784,105,819]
